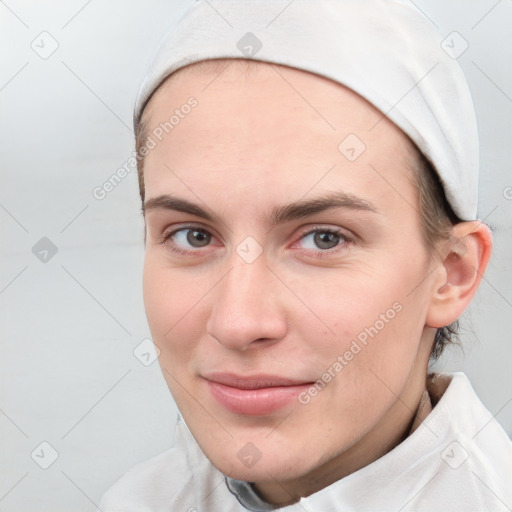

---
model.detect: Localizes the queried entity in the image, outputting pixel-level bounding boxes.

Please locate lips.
[203,372,313,416]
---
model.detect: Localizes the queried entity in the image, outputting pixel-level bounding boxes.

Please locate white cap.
[134,0,479,220]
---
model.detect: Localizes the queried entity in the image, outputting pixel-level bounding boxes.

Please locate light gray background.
[1,1,511,510]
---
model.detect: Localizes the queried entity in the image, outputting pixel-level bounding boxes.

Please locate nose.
[206,259,288,351]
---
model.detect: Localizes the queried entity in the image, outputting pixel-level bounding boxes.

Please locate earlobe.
[425,221,493,329]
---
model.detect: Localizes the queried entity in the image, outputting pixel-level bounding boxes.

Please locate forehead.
[145,58,411,144]
[142,59,417,215]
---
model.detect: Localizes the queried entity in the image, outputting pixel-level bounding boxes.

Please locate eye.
[298,229,348,251]
[164,227,212,249]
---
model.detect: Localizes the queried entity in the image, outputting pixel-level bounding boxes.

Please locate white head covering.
[134,0,479,220]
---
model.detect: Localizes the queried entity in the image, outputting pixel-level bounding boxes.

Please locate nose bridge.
[225,259,261,303]
[206,257,286,350]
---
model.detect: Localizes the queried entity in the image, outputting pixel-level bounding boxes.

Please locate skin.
[140,60,492,505]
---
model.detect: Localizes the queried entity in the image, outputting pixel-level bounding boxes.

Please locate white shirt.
[99,373,512,511]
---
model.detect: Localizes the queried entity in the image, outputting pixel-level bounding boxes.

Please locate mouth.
[203,372,314,416]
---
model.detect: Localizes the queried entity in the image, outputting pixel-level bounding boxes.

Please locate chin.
[211,450,309,484]
[189,423,319,484]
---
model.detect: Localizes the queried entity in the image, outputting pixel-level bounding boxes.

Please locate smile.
[203,373,314,416]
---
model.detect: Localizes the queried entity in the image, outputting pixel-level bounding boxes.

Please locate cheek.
[285,256,429,372]
[290,272,403,332]
[142,258,215,418]
[143,257,206,355]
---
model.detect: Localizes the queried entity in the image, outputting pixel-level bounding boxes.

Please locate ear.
[425,221,493,328]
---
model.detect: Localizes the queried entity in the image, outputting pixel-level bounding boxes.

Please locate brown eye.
[185,229,211,247]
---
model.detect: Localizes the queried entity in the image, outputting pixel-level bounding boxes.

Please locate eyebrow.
[269,192,379,224]
[143,195,215,220]
[142,192,379,224]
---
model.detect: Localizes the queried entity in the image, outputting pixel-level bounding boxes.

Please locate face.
[141,61,438,503]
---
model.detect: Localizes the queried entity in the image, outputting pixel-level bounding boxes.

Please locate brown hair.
[135,59,462,361]
[408,149,462,361]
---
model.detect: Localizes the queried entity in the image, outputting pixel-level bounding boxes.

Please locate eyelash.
[159,225,352,257]
[293,227,352,258]
[159,225,214,256]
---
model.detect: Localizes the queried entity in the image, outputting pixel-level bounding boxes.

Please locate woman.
[100,1,512,510]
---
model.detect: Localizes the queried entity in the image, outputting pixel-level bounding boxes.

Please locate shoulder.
[345,372,512,511]
[99,416,241,511]
[414,372,512,510]
[98,444,192,512]
[448,373,512,504]
[433,373,512,459]
[98,417,214,512]
[99,414,252,512]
